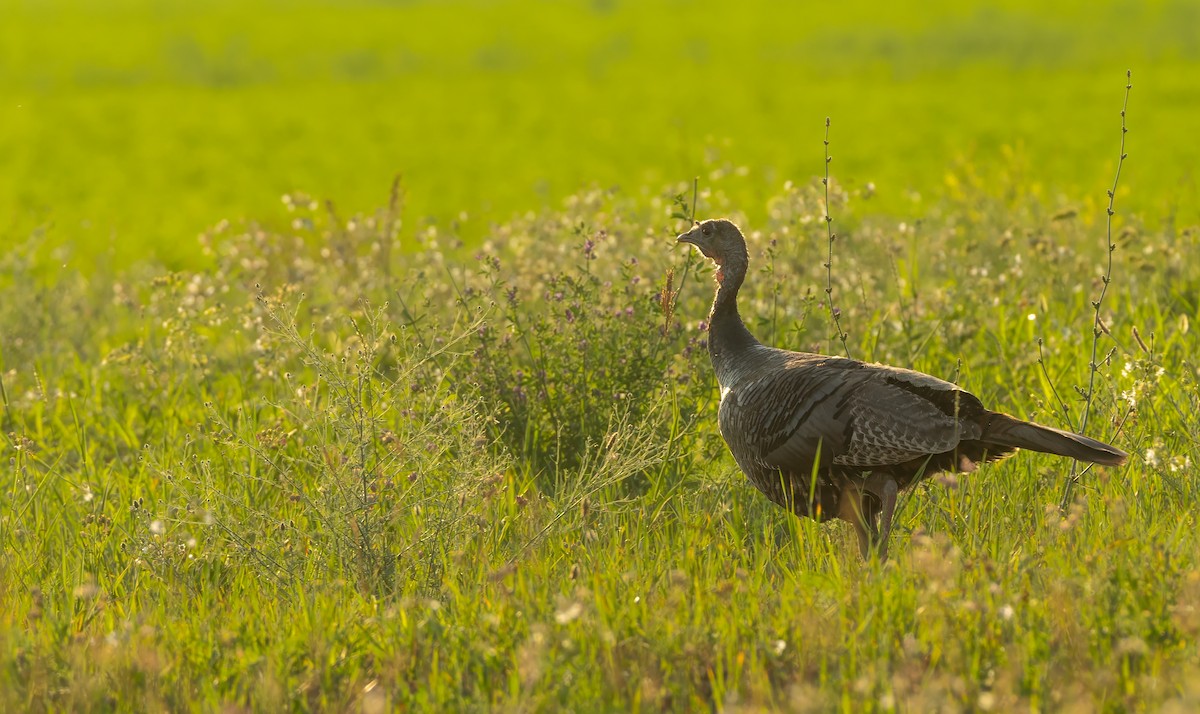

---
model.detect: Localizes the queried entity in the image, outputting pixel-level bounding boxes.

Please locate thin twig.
[1062,70,1132,509]
[1036,338,1075,430]
[823,118,852,358]
[1081,70,1132,436]
[665,177,700,334]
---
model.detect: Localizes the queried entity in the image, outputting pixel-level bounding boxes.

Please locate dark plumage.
[677,218,1128,560]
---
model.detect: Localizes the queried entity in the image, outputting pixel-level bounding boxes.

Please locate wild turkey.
[677,218,1128,561]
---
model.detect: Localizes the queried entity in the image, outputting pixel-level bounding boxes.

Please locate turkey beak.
[676,227,702,248]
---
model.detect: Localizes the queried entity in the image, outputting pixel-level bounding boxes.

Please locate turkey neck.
[707,247,760,386]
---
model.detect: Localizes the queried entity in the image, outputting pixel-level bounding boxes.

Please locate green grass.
[3,0,1199,269]
[4,1,1200,711]
[3,168,1199,709]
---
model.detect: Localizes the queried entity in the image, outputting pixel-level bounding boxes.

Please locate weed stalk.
[1062,70,1132,509]
[823,118,852,358]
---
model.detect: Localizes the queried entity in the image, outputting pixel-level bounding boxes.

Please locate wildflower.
[1144,448,1159,468]
[555,601,584,624]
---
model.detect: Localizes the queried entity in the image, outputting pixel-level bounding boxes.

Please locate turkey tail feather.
[983,413,1128,466]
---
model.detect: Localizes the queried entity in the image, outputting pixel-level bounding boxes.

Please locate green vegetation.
[3,0,1200,711]
[3,0,1199,268]
[5,175,1200,710]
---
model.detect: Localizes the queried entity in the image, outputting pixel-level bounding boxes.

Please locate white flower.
[555,602,583,624]
[1144,449,1159,468]
[149,520,165,535]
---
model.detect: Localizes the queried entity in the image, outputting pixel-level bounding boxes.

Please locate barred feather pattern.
[678,218,1128,528]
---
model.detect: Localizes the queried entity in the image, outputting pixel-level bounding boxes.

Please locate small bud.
[1132,326,1151,354]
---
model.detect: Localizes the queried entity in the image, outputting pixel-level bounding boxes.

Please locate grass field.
[3,0,1200,268]
[3,0,1200,711]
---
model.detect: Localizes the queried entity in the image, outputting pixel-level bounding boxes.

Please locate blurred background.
[2,0,1196,269]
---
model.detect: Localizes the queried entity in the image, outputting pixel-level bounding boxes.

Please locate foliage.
[3,164,1199,709]
[4,0,1200,268]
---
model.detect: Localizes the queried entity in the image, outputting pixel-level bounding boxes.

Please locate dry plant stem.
[823,118,852,359]
[0,368,9,431]
[1037,338,1075,430]
[666,177,700,333]
[1063,70,1132,509]
[383,174,404,281]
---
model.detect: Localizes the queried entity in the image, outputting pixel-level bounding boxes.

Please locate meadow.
[4,0,1200,268]
[3,0,1200,711]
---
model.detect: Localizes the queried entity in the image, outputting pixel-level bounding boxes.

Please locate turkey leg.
[866,473,899,562]
[836,481,877,559]
[840,473,900,561]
